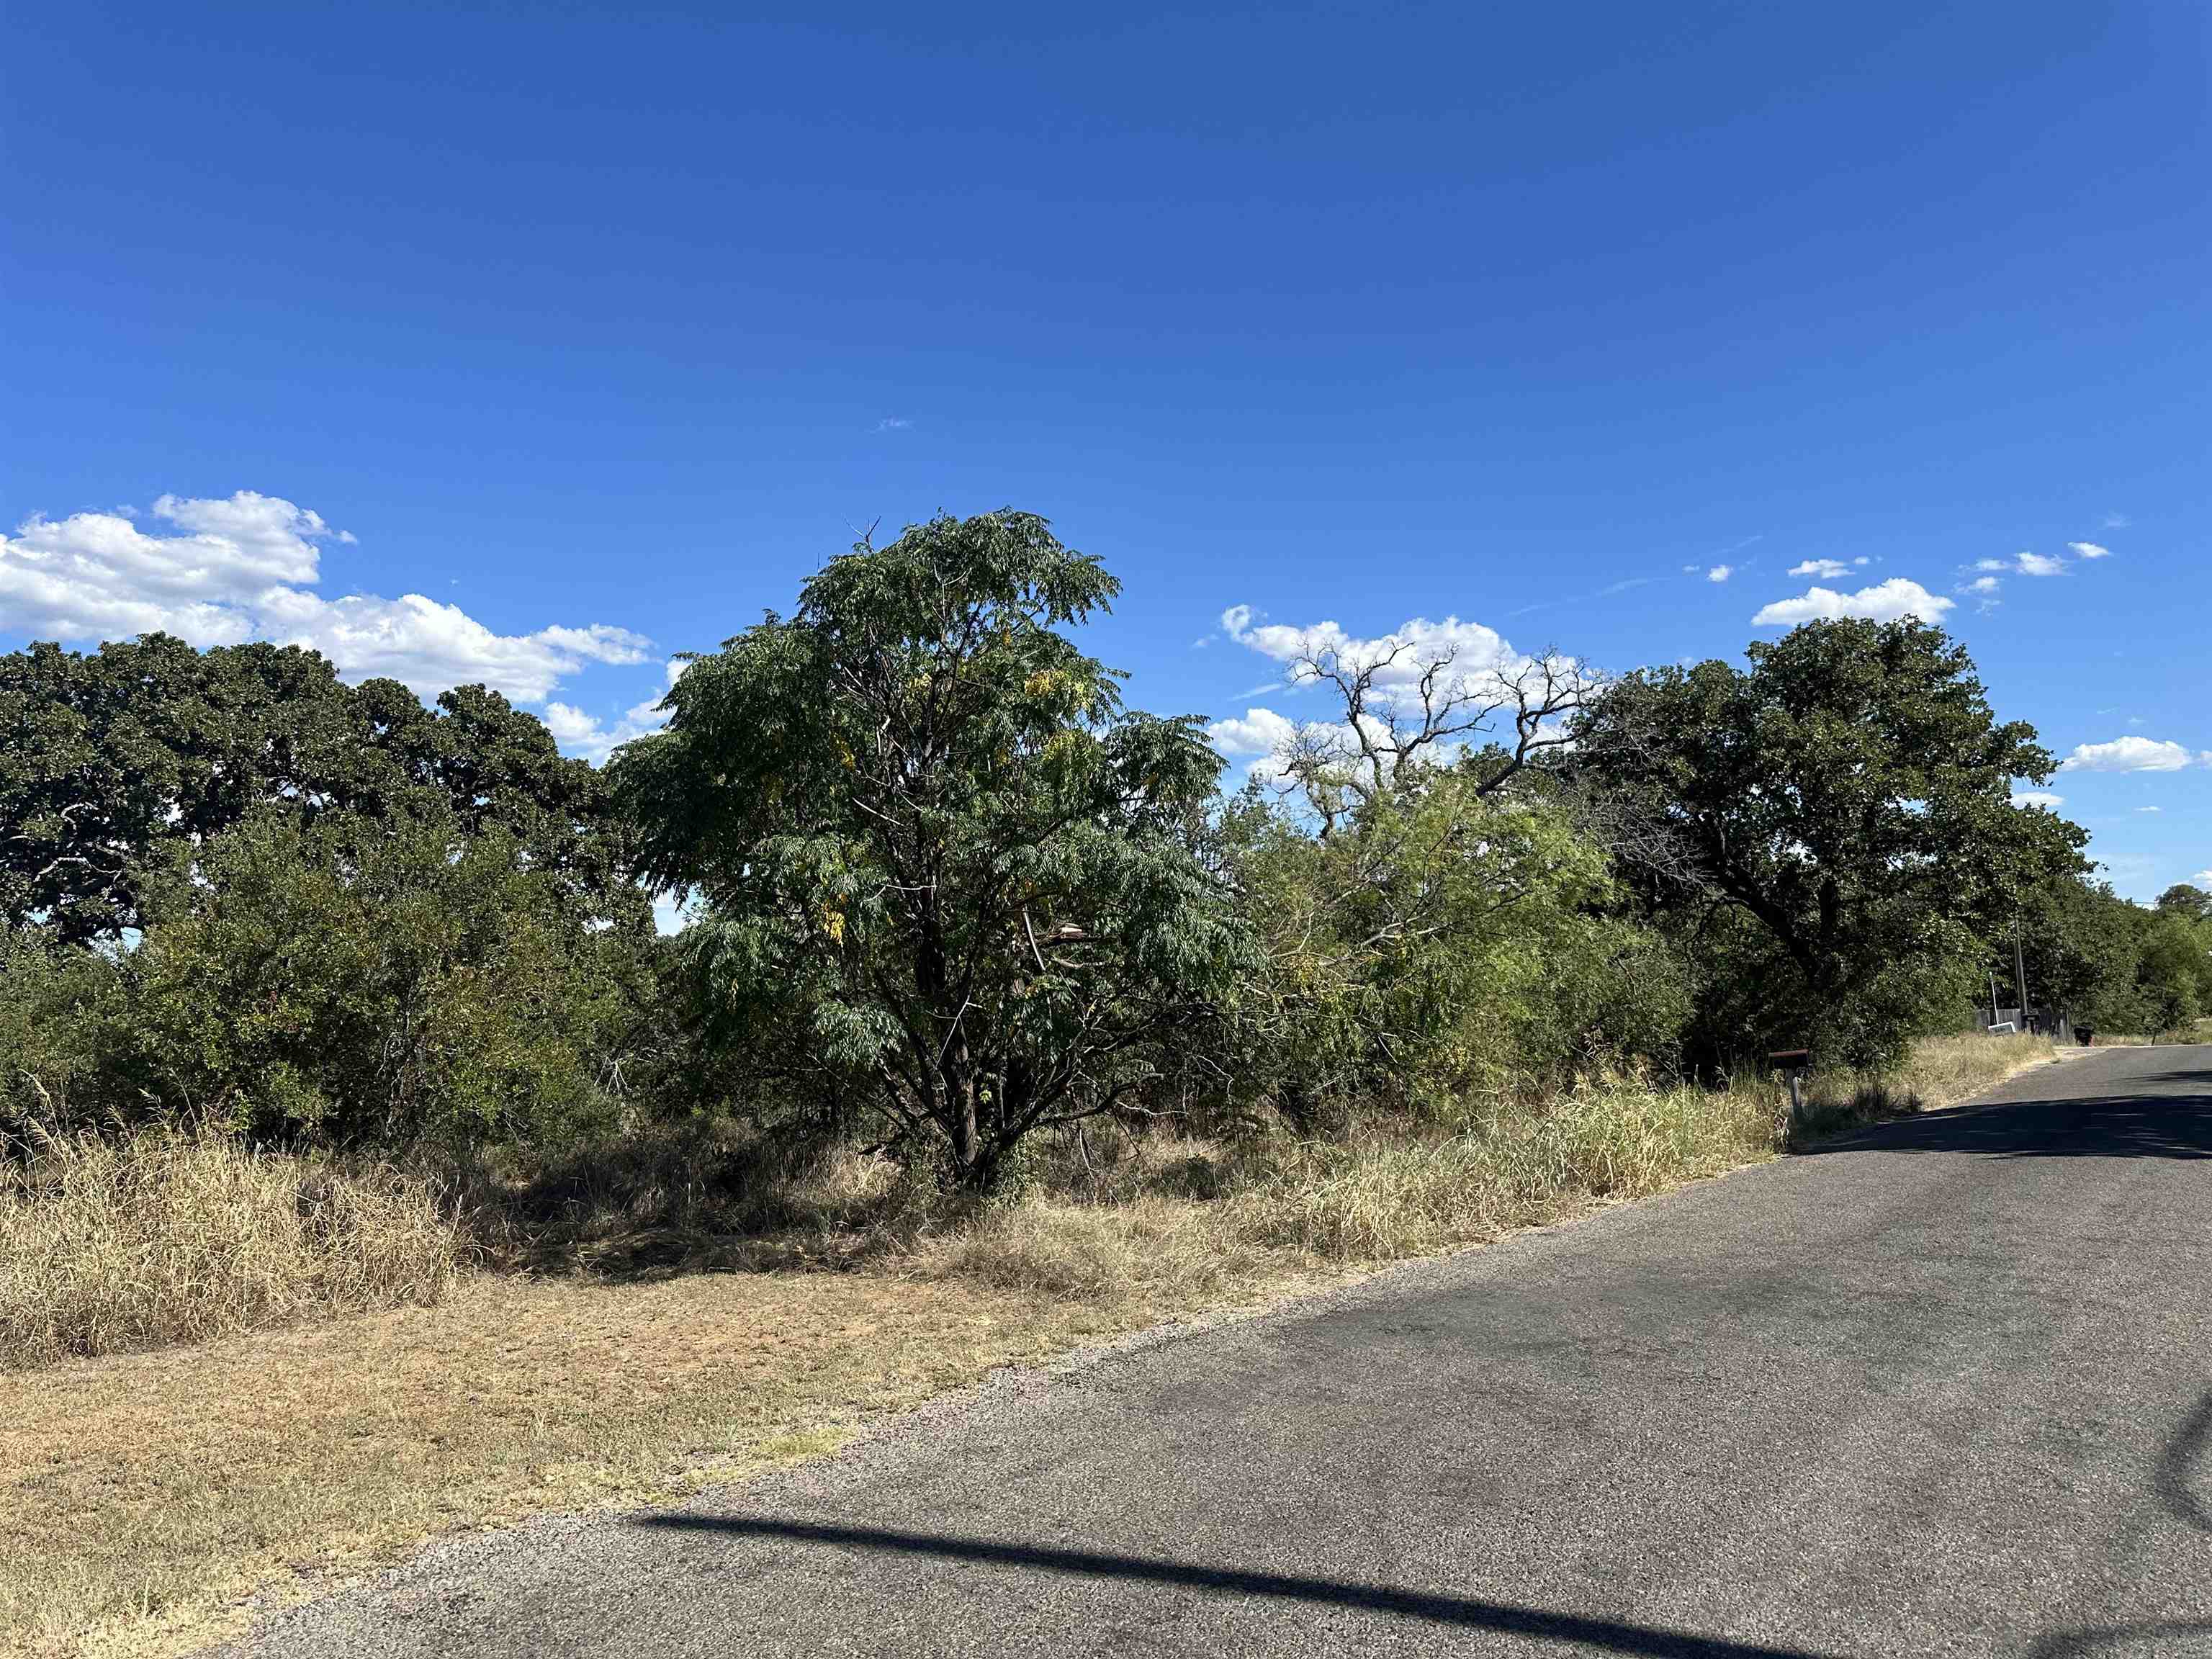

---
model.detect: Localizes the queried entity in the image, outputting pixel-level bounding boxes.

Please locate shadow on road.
[634,1513,1834,1658]
[1801,1077,2212,1162]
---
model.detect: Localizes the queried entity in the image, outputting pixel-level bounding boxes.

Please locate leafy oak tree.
[0,634,642,942]
[611,511,1248,1190]
[1573,618,2085,1067]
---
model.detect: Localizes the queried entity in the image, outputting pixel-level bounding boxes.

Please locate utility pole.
[2013,919,2031,1029]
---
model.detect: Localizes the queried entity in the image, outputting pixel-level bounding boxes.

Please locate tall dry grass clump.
[0,1128,466,1367]
[1792,1030,2051,1130]
[1228,1073,1779,1262]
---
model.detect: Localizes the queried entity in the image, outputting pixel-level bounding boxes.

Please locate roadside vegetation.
[0,507,2185,1652]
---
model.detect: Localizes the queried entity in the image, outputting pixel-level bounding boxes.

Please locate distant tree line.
[2,511,2193,1189]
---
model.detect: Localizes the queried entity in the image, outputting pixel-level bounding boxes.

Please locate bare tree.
[1268,629,1591,835]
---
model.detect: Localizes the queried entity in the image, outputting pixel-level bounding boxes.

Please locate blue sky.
[6,3,2208,898]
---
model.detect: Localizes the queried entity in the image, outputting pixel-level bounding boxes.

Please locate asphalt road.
[225,1046,2212,1658]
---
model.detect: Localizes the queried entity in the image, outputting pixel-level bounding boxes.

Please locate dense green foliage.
[1,510,2192,1190]
[1571,619,2087,1068]
[613,513,1247,1189]
[0,635,639,944]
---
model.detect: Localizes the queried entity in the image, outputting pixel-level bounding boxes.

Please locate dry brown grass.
[0,1131,464,1368]
[0,1269,1192,1659]
[1789,1030,2053,1133]
[0,1031,2057,1658]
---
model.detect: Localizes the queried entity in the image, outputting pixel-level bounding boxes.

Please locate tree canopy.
[1572,618,2087,1066]
[0,634,638,943]
[612,511,1249,1188]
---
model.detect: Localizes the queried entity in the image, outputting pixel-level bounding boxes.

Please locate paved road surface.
[225,1046,2212,1658]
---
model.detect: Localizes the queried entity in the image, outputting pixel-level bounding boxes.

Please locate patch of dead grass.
[0,1266,1262,1659]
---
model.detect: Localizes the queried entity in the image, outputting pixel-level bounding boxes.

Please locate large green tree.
[612,511,1246,1190]
[0,634,639,942]
[1573,618,2085,1066]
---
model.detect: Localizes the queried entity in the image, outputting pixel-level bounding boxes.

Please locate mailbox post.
[1770,1048,1812,1128]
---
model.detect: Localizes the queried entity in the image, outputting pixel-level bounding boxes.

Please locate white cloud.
[1221,605,1523,693]
[1204,706,1298,757]
[1974,559,2010,572]
[2010,791,2064,809]
[1853,556,1871,566]
[539,658,690,763]
[2192,870,2212,890]
[2104,513,2131,530]
[1789,559,1851,579]
[1751,577,1954,627]
[1964,575,2001,595]
[1215,605,1570,785]
[2135,805,2162,814]
[0,491,649,704]
[2067,541,2112,559]
[1706,565,1733,583]
[2014,550,2067,577]
[2056,737,2201,773]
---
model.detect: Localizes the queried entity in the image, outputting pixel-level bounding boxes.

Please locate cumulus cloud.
[1213,603,1568,785]
[2193,870,2212,890]
[1751,577,1954,627]
[1789,559,1851,579]
[2010,791,2064,809]
[2067,541,2112,559]
[1205,706,1299,756]
[0,491,650,703]
[1220,604,1523,692]
[540,658,691,763]
[2015,550,2067,577]
[2056,737,2204,773]
[1964,575,2002,595]
[1706,565,1733,583]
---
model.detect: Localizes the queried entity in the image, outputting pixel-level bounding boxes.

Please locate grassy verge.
[1,1131,463,1367]
[1,1033,2052,1658]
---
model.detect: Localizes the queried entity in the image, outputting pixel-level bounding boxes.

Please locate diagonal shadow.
[637,1513,1835,1657]
[2023,1385,2212,1656]
[1800,1081,2212,1161]
[2023,1618,2212,1657]
[2155,1388,2212,1536]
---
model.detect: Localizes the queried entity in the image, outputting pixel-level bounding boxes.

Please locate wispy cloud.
[2067,541,2112,559]
[873,416,912,431]
[1706,565,1733,583]
[2103,511,2131,529]
[1789,559,1851,579]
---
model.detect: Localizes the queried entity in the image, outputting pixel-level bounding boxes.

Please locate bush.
[10,809,655,1154]
[1220,778,1693,1127]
